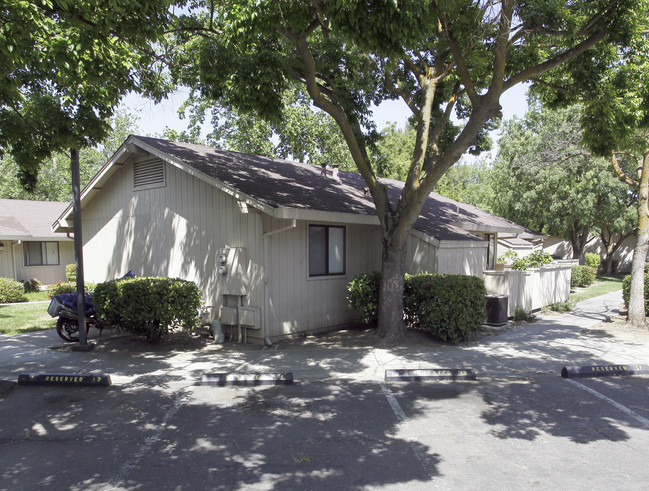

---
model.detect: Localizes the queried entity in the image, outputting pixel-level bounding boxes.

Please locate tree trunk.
[603,254,614,275]
[627,152,649,327]
[570,226,589,265]
[376,233,408,344]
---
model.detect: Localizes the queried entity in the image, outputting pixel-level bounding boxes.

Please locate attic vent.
[133,159,166,190]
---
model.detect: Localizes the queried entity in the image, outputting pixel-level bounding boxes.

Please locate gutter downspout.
[262,219,297,346]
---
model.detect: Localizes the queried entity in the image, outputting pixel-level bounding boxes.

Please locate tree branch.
[504,29,606,90]
[291,34,390,216]
[612,152,640,188]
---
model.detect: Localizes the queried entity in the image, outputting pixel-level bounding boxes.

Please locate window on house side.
[485,233,496,270]
[309,225,346,277]
[24,241,60,266]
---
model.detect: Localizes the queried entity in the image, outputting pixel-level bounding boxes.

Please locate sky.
[120,83,530,140]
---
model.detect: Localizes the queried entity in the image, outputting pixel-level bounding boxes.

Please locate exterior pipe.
[262,219,297,345]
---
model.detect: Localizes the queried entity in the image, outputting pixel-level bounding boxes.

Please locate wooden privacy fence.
[483,260,576,316]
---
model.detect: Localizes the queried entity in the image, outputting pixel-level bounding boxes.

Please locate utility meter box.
[219,306,238,325]
[238,307,261,330]
[217,247,249,295]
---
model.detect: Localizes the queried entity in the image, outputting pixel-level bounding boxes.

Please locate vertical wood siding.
[81,158,264,317]
[262,217,382,338]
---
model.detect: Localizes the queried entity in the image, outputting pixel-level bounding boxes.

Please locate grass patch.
[0,302,56,335]
[24,290,50,302]
[570,275,624,303]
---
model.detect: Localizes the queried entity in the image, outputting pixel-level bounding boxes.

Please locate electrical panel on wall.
[217,247,249,295]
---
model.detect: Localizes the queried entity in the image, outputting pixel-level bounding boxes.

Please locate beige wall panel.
[81,158,265,317]
[263,219,382,339]
[437,245,486,276]
[406,235,438,274]
[0,242,14,278]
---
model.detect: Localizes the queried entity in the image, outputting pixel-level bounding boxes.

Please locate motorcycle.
[48,271,135,342]
[48,292,99,342]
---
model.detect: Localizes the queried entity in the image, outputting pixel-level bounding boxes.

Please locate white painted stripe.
[379,382,407,422]
[108,387,193,487]
[378,382,434,476]
[566,379,649,427]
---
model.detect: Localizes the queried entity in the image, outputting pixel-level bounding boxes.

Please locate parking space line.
[565,378,649,428]
[378,382,434,476]
[379,382,407,421]
[108,386,194,487]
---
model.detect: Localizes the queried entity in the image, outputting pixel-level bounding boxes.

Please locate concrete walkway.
[1,290,646,391]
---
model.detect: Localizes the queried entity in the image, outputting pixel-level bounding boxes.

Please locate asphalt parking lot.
[1,373,648,490]
[1,291,648,490]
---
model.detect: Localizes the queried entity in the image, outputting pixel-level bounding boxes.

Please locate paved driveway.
[1,291,648,490]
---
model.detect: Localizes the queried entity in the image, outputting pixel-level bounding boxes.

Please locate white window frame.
[308,224,346,277]
[24,241,60,266]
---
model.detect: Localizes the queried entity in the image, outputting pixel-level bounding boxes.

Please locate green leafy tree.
[435,158,494,210]
[167,0,645,343]
[531,3,649,326]
[491,104,635,265]
[0,0,170,187]
[177,88,355,169]
[0,110,140,201]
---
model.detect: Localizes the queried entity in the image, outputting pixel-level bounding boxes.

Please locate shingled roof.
[55,135,540,242]
[1,199,70,240]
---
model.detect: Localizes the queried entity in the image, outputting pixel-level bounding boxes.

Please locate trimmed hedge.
[622,273,649,312]
[0,277,26,303]
[93,277,202,341]
[584,253,601,270]
[346,271,380,325]
[347,272,487,342]
[65,264,76,282]
[571,265,597,288]
[47,281,97,299]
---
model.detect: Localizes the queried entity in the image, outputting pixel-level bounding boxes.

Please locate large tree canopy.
[491,104,635,264]
[0,0,171,187]
[165,0,646,342]
[531,1,649,325]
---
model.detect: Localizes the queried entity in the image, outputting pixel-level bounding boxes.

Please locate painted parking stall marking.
[565,378,649,428]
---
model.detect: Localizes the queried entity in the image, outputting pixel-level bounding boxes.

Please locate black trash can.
[485,294,509,326]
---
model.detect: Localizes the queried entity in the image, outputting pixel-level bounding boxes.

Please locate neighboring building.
[543,235,634,273]
[497,236,543,262]
[52,136,541,342]
[0,199,74,285]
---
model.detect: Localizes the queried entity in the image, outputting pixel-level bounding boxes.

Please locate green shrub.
[347,272,487,342]
[22,278,42,292]
[65,264,76,282]
[584,253,601,270]
[622,273,649,312]
[94,277,202,341]
[513,307,535,322]
[0,277,26,303]
[512,250,553,270]
[47,281,97,299]
[404,273,486,342]
[571,265,596,288]
[347,271,381,325]
[549,301,574,312]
